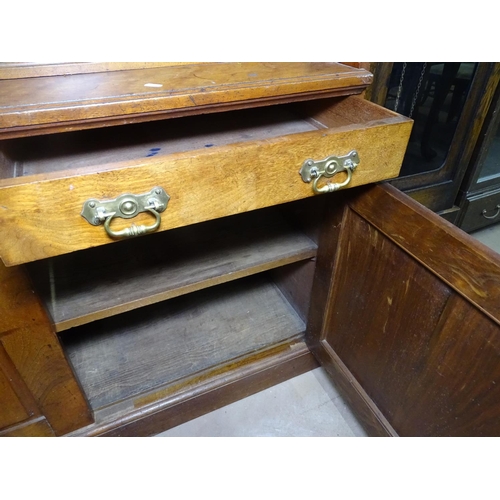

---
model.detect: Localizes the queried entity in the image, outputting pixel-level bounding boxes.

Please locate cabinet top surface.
[0,62,372,138]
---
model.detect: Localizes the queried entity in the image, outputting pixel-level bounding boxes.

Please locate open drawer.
[0,95,412,266]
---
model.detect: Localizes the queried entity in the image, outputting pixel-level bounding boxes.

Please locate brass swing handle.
[104,208,161,239]
[81,187,170,240]
[299,150,359,194]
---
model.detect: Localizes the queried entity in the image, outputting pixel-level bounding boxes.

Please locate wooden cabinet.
[457,77,500,232]
[368,62,500,222]
[1,63,500,437]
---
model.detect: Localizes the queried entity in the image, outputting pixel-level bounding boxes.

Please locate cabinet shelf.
[60,273,307,411]
[28,208,317,331]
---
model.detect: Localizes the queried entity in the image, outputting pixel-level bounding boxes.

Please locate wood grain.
[312,183,500,436]
[306,192,398,436]
[0,62,201,80]
[0,63,372,137]
[350,183,500,325]
[0,260,93,435]
[61,274,306,409]
[0,416,55,437]
[0,97,412,266]
[0,343,40,430]
[27,208,317,331]
[69,340,317,437]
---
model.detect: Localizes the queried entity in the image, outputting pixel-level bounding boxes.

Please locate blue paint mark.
[205,144,214,148]
[146,147,162,157]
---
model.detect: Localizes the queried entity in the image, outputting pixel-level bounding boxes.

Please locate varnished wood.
[0,343,39,429]
[312,183,500,436]
[0,63,372,138]
[0,261,93,435]
[350,183,500,325]
[0,96,411,266]
[305,191,397,436]
[0,62,200,79]
[27,208,317,331]
[0,351,32,429]
[0,416,55,437]
[365,63,394,105]
[69,340,318,437]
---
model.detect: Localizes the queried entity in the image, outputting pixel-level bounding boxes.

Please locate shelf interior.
[60,273,307,410]
[27,206,317,331]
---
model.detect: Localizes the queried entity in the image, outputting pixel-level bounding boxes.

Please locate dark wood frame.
[369,62,500,217]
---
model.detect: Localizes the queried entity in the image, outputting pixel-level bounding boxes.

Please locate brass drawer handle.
[482,205,500,220]
[299,150,359,194]
[104,207,161,239]
[81,187,170,240]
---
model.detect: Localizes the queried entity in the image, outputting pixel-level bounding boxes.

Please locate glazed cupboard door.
[308,183,500,437]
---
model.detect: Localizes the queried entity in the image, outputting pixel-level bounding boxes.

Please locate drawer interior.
[26,197,323,418]
[0,96,402,182]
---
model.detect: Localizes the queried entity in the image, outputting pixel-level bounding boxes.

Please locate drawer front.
[460,188,500,233]
[0,98,412,266]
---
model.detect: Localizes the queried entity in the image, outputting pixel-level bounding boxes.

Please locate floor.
[470,222,500,252]
[157,221,500,438]
[157,367,367,437]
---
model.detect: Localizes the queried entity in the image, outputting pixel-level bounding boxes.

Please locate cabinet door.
[308,183,500,436]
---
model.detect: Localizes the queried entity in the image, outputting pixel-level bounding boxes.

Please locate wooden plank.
[0,62,200,80]
[0,357,31,429]
[306,194,399,436]
[0,260,93,435]
[0,343,40,430]
[349,183,500,325]
[27,209,317,331]
[311,183,500,436]
[0,63,372,137]
[271,260,316,323]
[320,207,453,434]
[0,416,55,437]
[5,106,317,178]
[69,340,318,437]
[377,293,500,436]
[61,274,306,410]
[0,97,412,266]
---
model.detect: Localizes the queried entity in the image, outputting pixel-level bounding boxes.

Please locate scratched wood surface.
[0,62,372,137]
[61,274,306,409]
[0,97,412,266]
[0,62,200,79]
[309,184,500,436]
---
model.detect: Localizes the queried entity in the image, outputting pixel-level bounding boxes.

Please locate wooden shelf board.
[60,274,306,410]
[28,209,317,331]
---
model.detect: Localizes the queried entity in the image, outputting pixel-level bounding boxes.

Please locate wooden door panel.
[309,183,500,436]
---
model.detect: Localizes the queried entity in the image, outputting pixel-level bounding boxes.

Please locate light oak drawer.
[0,96,412,266]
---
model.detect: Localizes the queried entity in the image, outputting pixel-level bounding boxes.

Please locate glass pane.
[384,62,477,177]
[478,120,500,183]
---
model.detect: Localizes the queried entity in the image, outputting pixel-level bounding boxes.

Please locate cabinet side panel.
[0,261,93,435]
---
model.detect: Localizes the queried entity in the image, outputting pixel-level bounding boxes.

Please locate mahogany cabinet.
[1,63,499,437]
